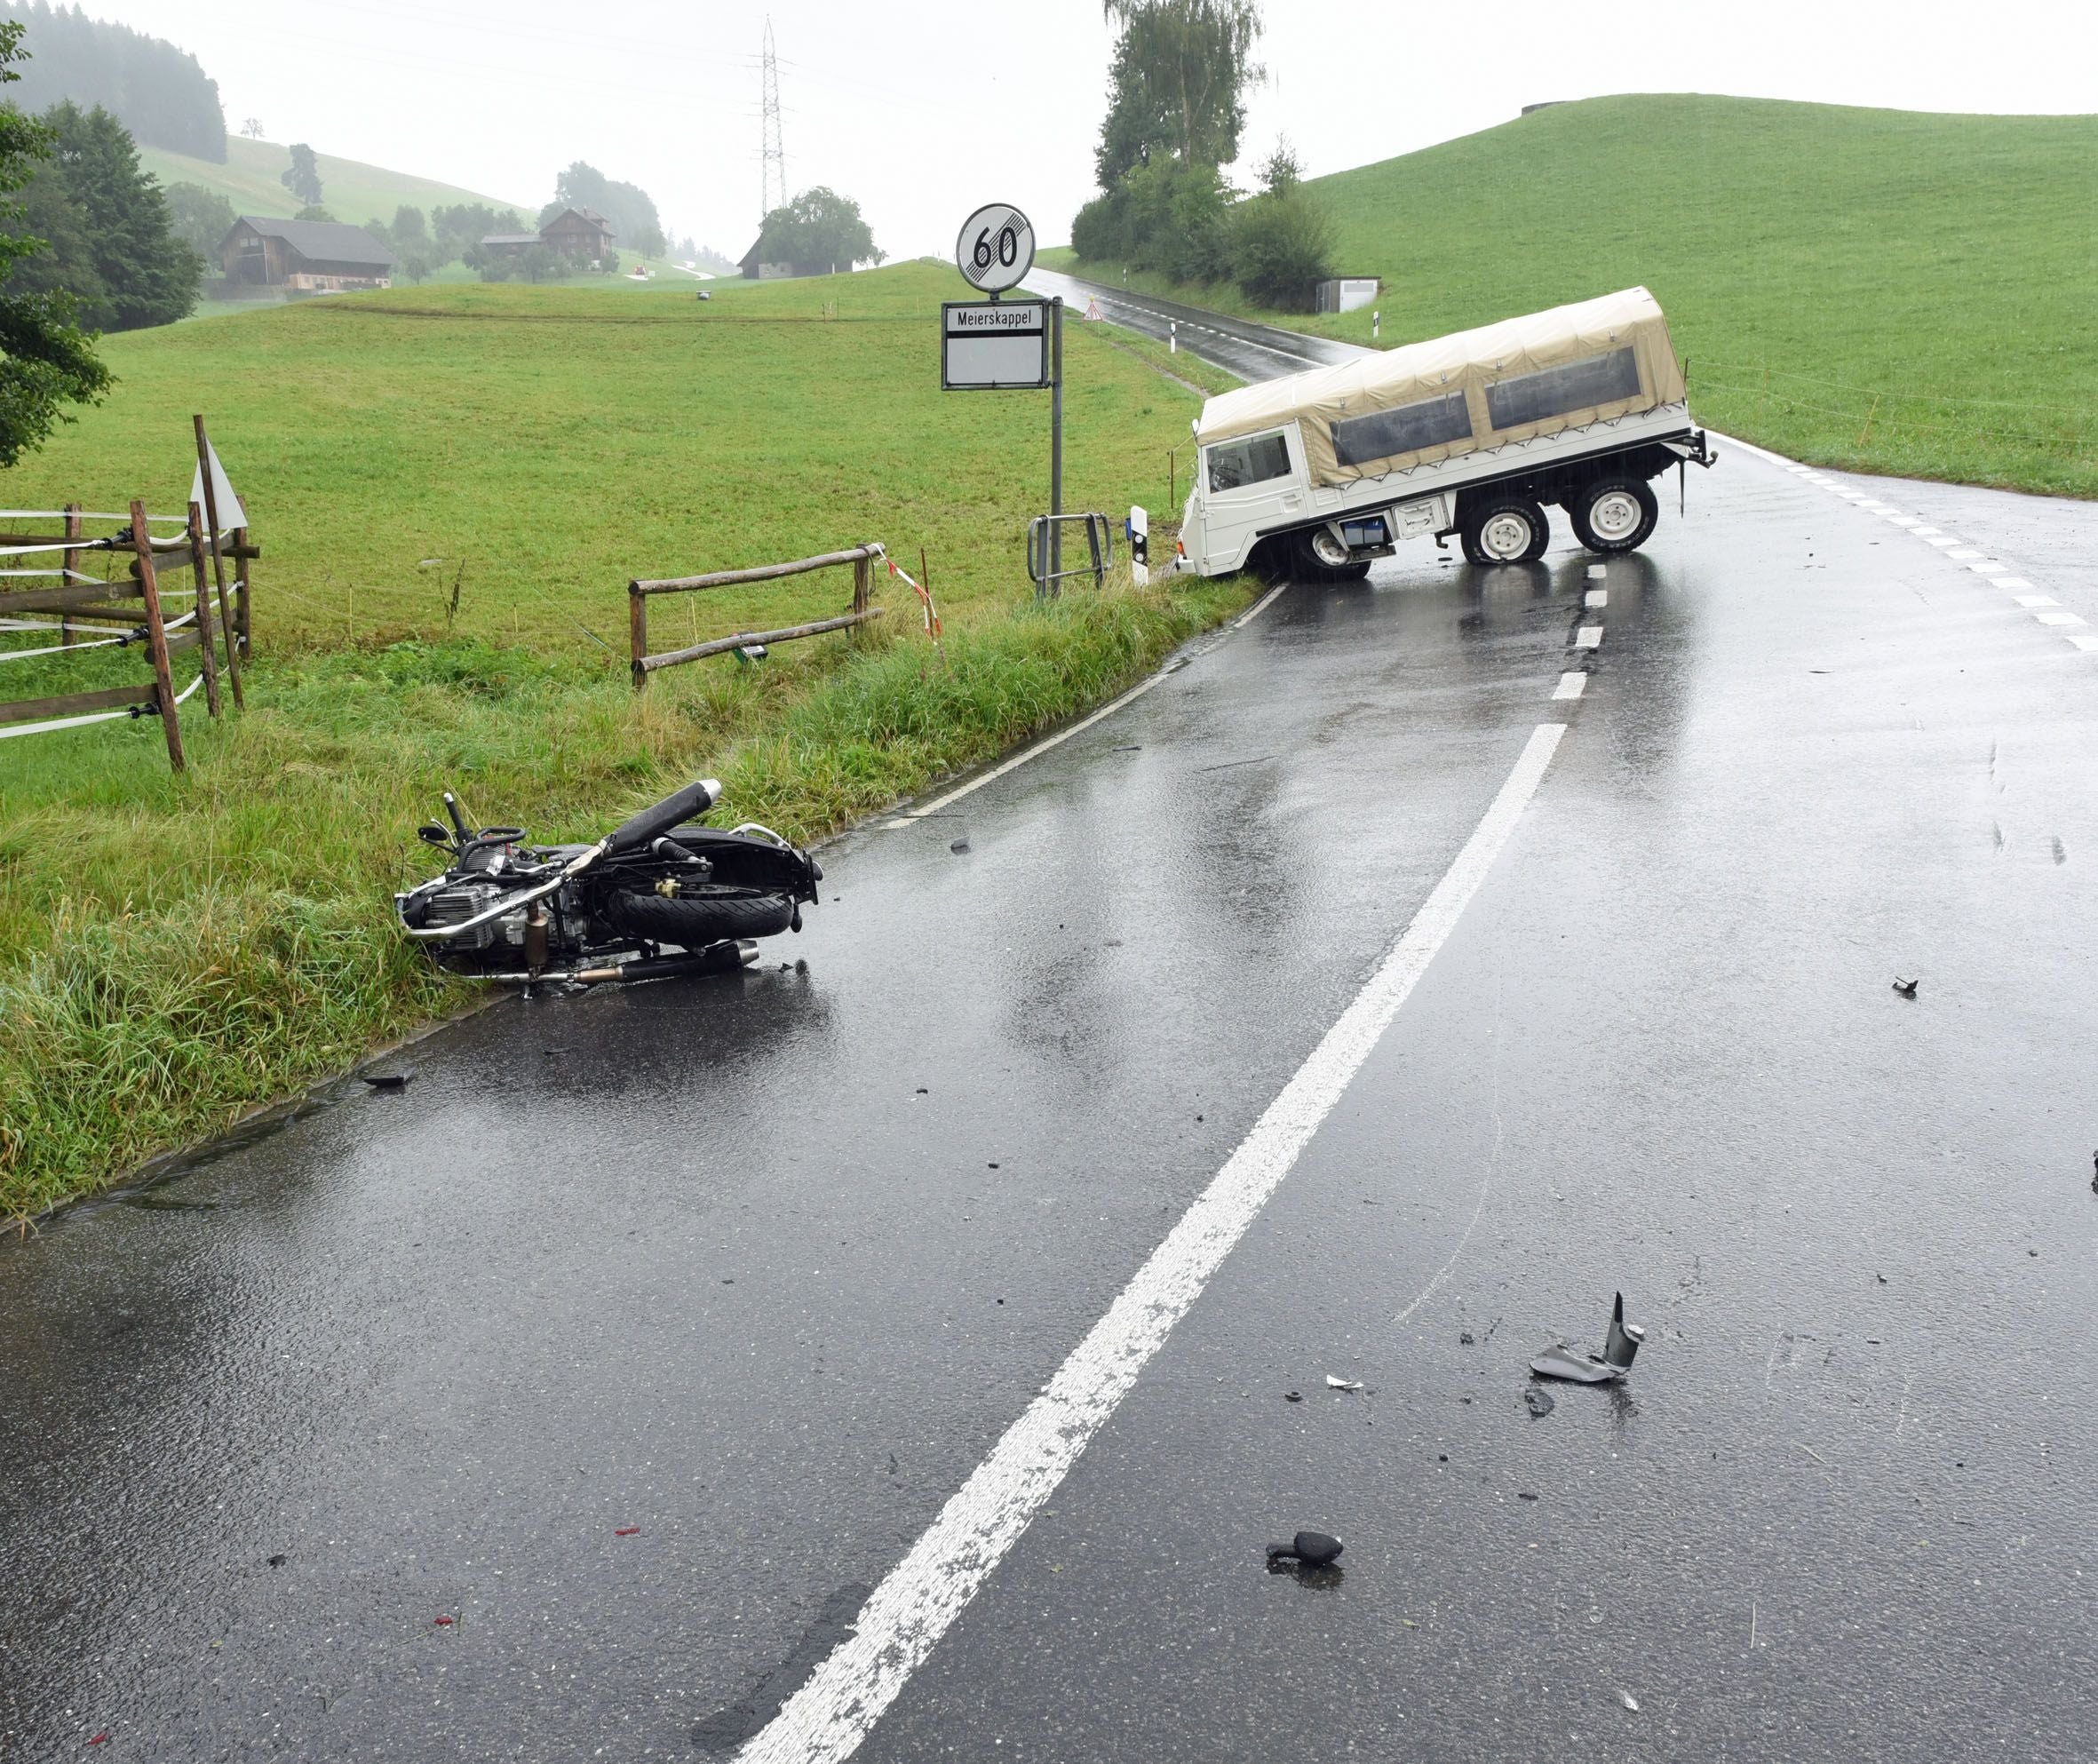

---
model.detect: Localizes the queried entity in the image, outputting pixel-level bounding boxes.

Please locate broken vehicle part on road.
[394,775,822,988]
[1530,1291,1648,1385]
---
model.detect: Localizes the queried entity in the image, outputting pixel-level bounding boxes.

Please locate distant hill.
[2,0,224,158]
[1056,94,2098,498]
[140,135,530,235]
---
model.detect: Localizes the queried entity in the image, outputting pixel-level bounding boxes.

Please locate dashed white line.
[2033,610,2087,627]
[1968,560,2009,574]
[1996,579,2035,592]
[1585,589,1607,608]
[1575,625,1604,649]
[2067,634,2098,653]
[1946,548,1985,560]
[1552,671,1587,700]
[738,723,1571,1764]
[2013,594,2059,608]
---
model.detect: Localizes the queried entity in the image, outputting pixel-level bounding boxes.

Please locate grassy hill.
[1052,95,2098,498]
[140,134,532,230]
[0,261,1239,1215]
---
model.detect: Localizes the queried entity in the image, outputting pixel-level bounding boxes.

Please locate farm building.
[220,217,393,291]
[738,239,818,280]
[480,209,618,264]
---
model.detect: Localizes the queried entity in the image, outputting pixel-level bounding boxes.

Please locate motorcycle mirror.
[417,824,453,847]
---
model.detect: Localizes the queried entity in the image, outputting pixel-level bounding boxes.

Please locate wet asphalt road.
[1021,265,1366,381]
[6,314,2098,1762]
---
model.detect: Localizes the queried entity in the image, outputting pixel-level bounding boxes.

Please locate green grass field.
[1053,94,2098,497]
[0,260,1239,1218]
[140,135,531,230]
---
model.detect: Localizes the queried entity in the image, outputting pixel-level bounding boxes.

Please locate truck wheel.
[1570,478,1658,553]
[1291,528,1371,582]
[1463,497,1550,565]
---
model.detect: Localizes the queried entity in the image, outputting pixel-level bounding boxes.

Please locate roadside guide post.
[945,204,1069,596]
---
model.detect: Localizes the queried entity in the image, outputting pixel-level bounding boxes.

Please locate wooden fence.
[0,497,258,773]
[628,544,886,690]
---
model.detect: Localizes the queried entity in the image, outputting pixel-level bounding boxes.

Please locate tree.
[0,1,226,161]
[163,179,234,260]
[292,203,334,223]
[1095,1,1261,187]
[1232,182,1334,309]
[241,116,263,139]
[9,101,199,330]
[390,204,427,247]
[540,161,664,258]
[281,141,322,207]
[433,202,523,266]
[753,187,879,274]
[0,21,109,464]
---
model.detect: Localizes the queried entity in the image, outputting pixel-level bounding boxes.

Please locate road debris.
[1283,1390,1302,1402]
[433,1617,454,1627]
[1524,1387,1555,1418]
[616,1527,640,1537]
[950,838,971,853]
[1892,977,1919,998]
[1265,1530,1343,1568]
[1619,1690,1641,1712]
[362,1069,414,1091]
[1324,1375,1363,1392]
[1530,1291,1645,1385]
[266,1553,288,1568]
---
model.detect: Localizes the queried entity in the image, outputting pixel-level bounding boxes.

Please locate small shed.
[221,217,393,291]
[1314,277,1380,315]
[478,232,543,258]
[541,207,615,260]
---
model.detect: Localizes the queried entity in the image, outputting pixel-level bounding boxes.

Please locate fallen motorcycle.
[394,775,820,986]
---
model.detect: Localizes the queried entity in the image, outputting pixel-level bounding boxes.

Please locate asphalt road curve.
[6,409,2098,1759]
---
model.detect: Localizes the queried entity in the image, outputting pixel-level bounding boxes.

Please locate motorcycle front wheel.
[599,888,795,946]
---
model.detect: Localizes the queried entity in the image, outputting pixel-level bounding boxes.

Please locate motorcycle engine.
[420,879,524,952]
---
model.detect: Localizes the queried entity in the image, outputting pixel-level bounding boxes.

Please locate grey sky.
[66,1,2098,259]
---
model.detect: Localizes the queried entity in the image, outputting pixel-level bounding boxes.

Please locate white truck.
[1174,286,1713,577]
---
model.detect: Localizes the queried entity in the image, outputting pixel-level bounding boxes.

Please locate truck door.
[1197,425,1305,573]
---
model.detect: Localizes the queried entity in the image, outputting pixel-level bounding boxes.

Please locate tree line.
[0,0,223,161]
[1070,0,1337,310]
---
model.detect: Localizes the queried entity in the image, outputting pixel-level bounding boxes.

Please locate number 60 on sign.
[954,203,1035,294]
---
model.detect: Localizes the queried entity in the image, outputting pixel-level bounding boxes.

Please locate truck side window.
[1206,431,1291,492]
[1484,347,1642,430]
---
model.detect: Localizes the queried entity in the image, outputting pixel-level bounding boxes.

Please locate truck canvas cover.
[1196,287,1688,487]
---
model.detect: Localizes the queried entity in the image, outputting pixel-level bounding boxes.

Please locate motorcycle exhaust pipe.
[572,942,758,984]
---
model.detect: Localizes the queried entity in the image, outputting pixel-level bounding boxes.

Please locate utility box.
[1314,277,1380,314]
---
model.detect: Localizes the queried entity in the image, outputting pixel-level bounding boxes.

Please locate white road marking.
[1947,548,1984,560]
[1911,528,1944,536]
[2034,610,2087,627]
[1585,564,1607,580]
[1995,579,2035,592]
[1585,589,1607,608]
[1552,671,1587,700]
[735,725,1570,1764]
[1575,625,1604,648]
[886,585,1287,828]
[1922,536,1960,548]
[2013,594,2059,608]
[1968,560,2009,574]
[2067,634,2098,653]
[1887,517,1920,528]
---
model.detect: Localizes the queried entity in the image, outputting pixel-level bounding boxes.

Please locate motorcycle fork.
[523,901,550,973]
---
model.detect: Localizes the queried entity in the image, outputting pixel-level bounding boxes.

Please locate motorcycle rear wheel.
[600,888,795,946]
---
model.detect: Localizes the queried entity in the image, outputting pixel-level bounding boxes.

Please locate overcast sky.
[72,0,2098,260]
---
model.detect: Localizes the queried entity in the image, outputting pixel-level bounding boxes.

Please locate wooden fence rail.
[628,543,886,689]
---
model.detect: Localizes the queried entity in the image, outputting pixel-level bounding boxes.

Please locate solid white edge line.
[890,584,1286,827]
[736,722,1571,1764]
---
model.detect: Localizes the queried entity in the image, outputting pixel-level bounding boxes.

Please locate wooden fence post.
[185,503,223,718]
[189,499,242,709]
[233,525,251,655]
[852,552,870,617]
[129,499,185,773]
[628,582,649,690]
[61,502,81,648]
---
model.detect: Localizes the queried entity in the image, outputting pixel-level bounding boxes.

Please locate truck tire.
[1290,528,1371,582]
[1570,477,1658,553]
[1462,497,1550,565]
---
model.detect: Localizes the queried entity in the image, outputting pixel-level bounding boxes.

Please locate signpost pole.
[1048,296,1063,600]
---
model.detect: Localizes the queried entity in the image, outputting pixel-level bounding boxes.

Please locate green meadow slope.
[0,262,1238,1215]
[140,134,530,230]
[1053,94,2098,497]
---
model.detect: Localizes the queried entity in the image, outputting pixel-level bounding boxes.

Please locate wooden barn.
[539,207,615,260]
[220,217,393,291]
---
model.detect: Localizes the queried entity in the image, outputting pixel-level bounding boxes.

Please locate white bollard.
[1372,309,1380,340]
[1169,321,1177,354]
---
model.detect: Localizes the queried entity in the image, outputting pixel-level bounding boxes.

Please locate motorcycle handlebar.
[603,777,722,855]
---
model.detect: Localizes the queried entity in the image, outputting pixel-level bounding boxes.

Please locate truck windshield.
[1206,431,1291,492]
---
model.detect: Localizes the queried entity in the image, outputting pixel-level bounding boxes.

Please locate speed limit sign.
[955,203,1035,294]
